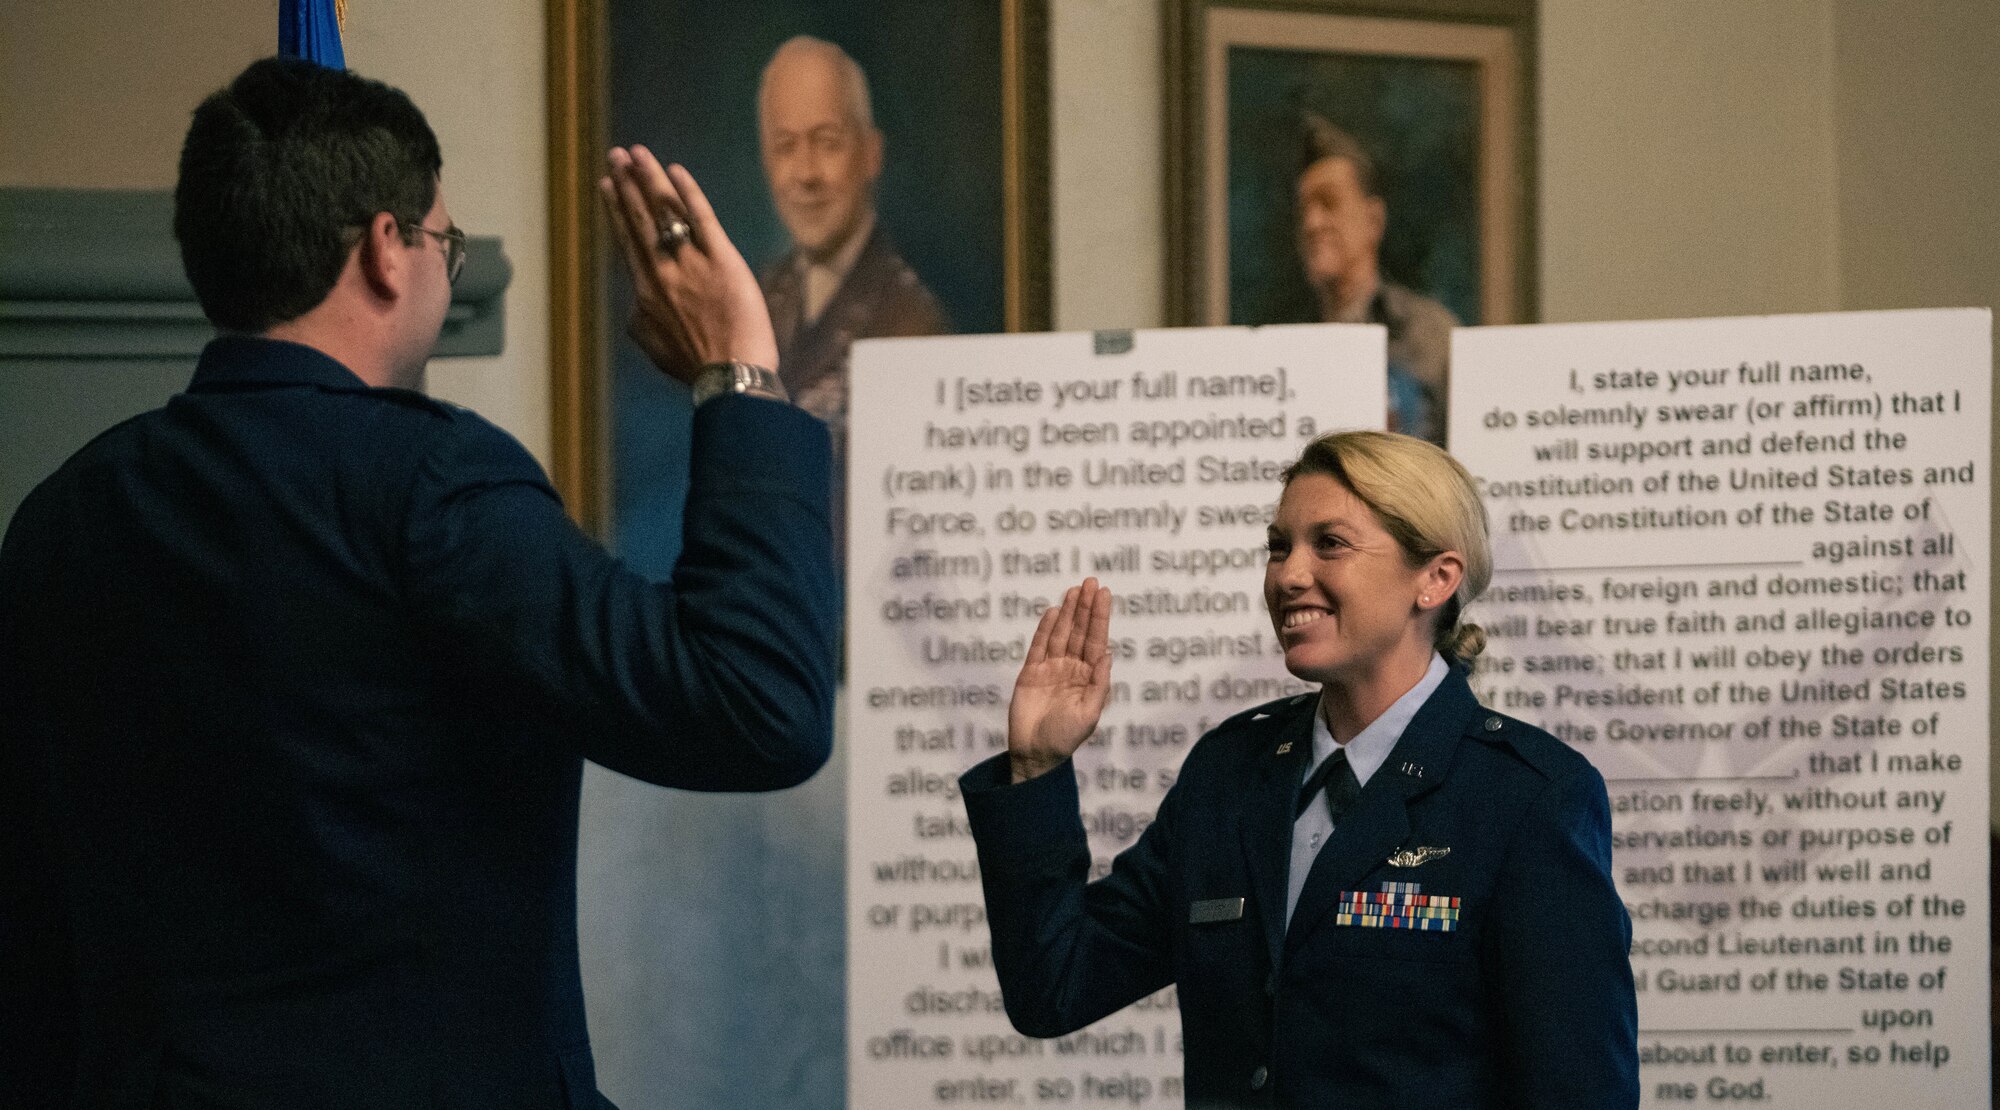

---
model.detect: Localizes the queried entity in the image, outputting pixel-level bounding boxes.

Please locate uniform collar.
[188,334,371,393]
[794,209,878,289]
[1278,667,1483,952]
[1308,652,1450,788]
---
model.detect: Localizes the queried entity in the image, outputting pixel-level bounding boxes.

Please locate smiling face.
[1265,472,1448,692]
[759,45,882,260]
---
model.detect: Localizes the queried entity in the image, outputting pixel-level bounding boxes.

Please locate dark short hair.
[1297,113,1380,198]
[174,57,441,332]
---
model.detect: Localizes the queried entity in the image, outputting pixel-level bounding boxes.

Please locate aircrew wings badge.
[1386,845,1450,868]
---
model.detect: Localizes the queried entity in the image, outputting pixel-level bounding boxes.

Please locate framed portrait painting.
[1166,0,1535,443]
[548,0,1049,537]
[542,3,1047,1106]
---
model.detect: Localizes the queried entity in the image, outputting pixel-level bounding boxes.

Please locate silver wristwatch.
[691,360,787,405]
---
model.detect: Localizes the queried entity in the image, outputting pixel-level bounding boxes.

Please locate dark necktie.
[1295,747,1362,824]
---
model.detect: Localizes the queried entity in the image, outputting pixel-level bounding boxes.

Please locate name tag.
[1188,897,1245,924]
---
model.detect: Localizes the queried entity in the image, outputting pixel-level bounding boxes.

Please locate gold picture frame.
[544,0,1050,534]
[1165,0,1536,330]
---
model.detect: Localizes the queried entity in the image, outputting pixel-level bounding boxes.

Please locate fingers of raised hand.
[1046,586,1081,661]
[600,169,666,303]
[602,147,686,263]
[1023,601,1061,668]
[629,146,699,250]
[1064,578,1100,661]
[664,162,727,256]
[626,310,679,364]
[1085,582,1112,670]
[604,151,651,241]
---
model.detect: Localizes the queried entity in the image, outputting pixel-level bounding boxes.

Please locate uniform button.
[1484,715,1503,732]
[1250,1065,1269,1090]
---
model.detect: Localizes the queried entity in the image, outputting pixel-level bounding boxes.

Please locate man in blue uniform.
[0,57,836,1108]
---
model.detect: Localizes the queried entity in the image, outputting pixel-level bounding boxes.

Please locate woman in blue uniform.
[961,430,1638,1108]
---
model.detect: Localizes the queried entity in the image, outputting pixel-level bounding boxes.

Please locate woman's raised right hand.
[1006,578,1114,784]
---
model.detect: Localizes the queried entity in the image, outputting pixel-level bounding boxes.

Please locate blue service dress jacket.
[961,670,1639,1108]
[0,336,839,1108]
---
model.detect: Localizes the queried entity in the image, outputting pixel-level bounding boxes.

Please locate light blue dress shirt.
[1285,653,1451,926]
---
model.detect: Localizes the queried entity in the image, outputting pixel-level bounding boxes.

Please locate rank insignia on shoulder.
[1386,845,1451,868]
[1335,880,1460,931]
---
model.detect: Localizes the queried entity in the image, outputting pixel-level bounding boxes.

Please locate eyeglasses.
[404,222,467,284]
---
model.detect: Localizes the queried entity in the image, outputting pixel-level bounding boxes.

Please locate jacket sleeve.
[1484,760,1640,1108]
[0,501,78,1107]
[961,753,1177,1037]
[400,393,838,791]
[0,751,75,1108]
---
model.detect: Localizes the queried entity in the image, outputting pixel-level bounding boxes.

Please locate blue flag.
[279,0,346,69]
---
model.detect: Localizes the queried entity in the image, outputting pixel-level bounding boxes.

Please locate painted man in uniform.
[757,35,950,554]
[1297,115,1459,445]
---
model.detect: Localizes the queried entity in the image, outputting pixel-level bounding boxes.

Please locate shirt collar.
[1325,274,1385,325]
[796,209,877,285]
[1309,652,1450,788]
[187,334,371,393]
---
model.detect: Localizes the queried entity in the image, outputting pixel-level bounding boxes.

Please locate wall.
[1050,0,1847,329]
[0,0,273,189]
[1832,1,2000,326]
[1538,0,1840,322]
[0,0,551,468]
[1830,0,2000,822]
[16,0,1992,682]
[340,4,551,460]
[11,0,1996,626]
[1050,0,1165,330]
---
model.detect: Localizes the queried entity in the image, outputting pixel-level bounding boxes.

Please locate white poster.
[846,325,1380,1108]
[1450,309,1991,1106]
